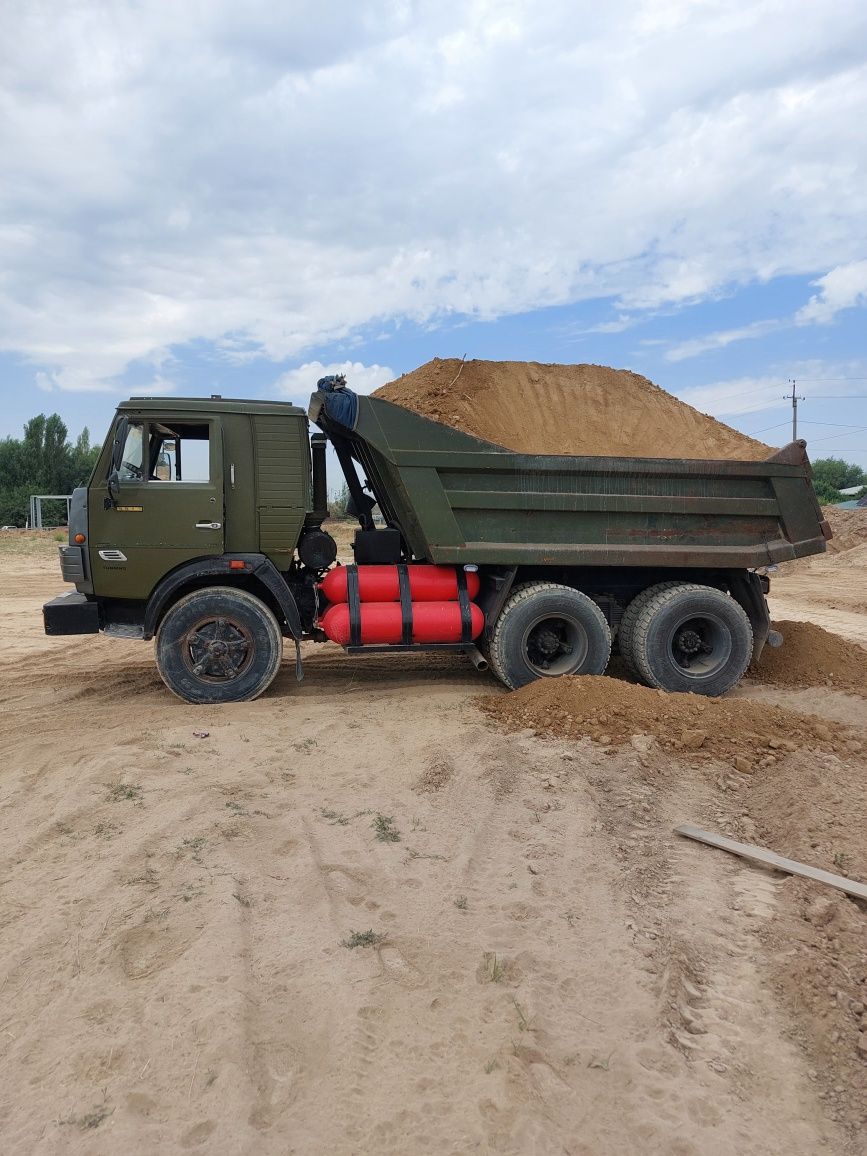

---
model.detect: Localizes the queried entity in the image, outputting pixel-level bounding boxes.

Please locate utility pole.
[785,378,805,441]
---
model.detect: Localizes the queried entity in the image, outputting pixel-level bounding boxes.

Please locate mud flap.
[727,571,771,665]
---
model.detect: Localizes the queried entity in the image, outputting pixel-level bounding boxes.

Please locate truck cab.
[45,396,329,700]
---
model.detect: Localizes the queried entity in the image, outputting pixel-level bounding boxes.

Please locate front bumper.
[43,592,100,636]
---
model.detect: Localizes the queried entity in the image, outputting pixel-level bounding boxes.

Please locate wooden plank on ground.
[674,824,867,902]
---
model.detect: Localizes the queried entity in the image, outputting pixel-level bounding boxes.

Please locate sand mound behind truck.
[375,358,772,460]
[748,620,867,696]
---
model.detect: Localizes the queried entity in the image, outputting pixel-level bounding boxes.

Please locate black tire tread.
[617,581,683,675]
[489,581,611,690]
[155,586,283,704]
[631,582,752,695]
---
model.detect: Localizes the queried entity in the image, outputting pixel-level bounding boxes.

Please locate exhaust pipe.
[465,644,489,672]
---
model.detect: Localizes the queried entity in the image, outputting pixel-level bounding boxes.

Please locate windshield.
[118,422,145,480]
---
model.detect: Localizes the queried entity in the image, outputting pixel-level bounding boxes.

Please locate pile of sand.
[772,507,867,613]
[375,358,772,460]
[478,675,858,771]
[778,507,867,576]
[749,621,867,696]
[821,506,867,554]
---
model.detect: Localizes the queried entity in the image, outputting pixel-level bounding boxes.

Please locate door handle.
[195,521,222,530]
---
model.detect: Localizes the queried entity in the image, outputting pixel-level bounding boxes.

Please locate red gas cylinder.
[321,601,484,646]
[320,564,480,604]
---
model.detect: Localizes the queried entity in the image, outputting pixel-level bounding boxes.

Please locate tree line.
[810,457,867,505]
[0,413,863,527]
[0,414,100,526]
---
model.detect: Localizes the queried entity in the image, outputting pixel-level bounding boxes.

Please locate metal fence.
[29,495,72,529]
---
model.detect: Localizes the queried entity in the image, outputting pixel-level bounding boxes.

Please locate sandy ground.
[1,535,866,1154]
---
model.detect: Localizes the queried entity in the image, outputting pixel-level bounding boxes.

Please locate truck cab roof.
[120,396,307,417]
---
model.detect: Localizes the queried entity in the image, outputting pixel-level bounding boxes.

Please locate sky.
[1,0,866,470]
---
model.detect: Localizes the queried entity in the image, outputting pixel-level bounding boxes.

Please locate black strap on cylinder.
[346,564,362,647]
[456,568,473,644]
[397,563,413,644]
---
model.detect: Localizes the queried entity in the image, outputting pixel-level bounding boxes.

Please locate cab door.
[89,417,224,601]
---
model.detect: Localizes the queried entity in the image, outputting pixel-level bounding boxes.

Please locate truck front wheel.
[155,586,283,704]
[489,582,612,690]
[630,583,752,696]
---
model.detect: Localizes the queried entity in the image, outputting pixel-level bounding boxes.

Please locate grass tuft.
[126,867,159,889]
[484,952,505,983]
[60,1106,113,1130]
[405,848,445,862]
[342,929,387,950]
[372,813,401,843]
[178,836,207,862]
[104,780,143,804]
[512,997,534,1032]
[321,808,351,825]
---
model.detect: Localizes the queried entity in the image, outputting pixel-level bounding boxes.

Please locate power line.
[681,383,789,405]
[746,420,792,435]
[797,420,867,429]
[806,426,867,445]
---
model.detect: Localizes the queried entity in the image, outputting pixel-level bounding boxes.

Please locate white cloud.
[32,363,175,394]
[0,1,866,389]
[274,360,394,403]
[796,260,867,324]
[665,319,784,362]
[584,315,637,335]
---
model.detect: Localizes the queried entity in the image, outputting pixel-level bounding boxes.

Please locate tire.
[630,583,752,697]
[155,586,283,704]
[489,582,611,690]
[617,581,682,676]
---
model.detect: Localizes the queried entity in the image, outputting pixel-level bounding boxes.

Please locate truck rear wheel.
[617,581,682,676]
[155,586,283,704]
[489,582,611,690]
[630,583,752,696]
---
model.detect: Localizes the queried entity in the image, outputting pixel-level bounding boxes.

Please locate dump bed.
[311,392,830,569]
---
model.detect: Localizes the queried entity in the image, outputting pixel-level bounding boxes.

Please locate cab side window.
[113,420,212,483]
[149,423,210,480]
[149,423,211,483]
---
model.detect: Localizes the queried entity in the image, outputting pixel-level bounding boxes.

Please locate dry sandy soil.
[1,528,866,1155]
[769,509,867,646]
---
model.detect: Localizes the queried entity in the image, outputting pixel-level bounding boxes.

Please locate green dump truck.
[43,377,830,704]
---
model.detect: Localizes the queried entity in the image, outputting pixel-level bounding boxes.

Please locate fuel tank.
[320,600,484,645]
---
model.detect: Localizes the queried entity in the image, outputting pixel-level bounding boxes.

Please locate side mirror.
[107,469,120,504]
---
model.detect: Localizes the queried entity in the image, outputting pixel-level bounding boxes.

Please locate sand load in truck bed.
[374,358,772,460]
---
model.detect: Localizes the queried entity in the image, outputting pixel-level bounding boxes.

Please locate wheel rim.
[664,612,731,680]
[522,613,589,677]
[182,616,254,683]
